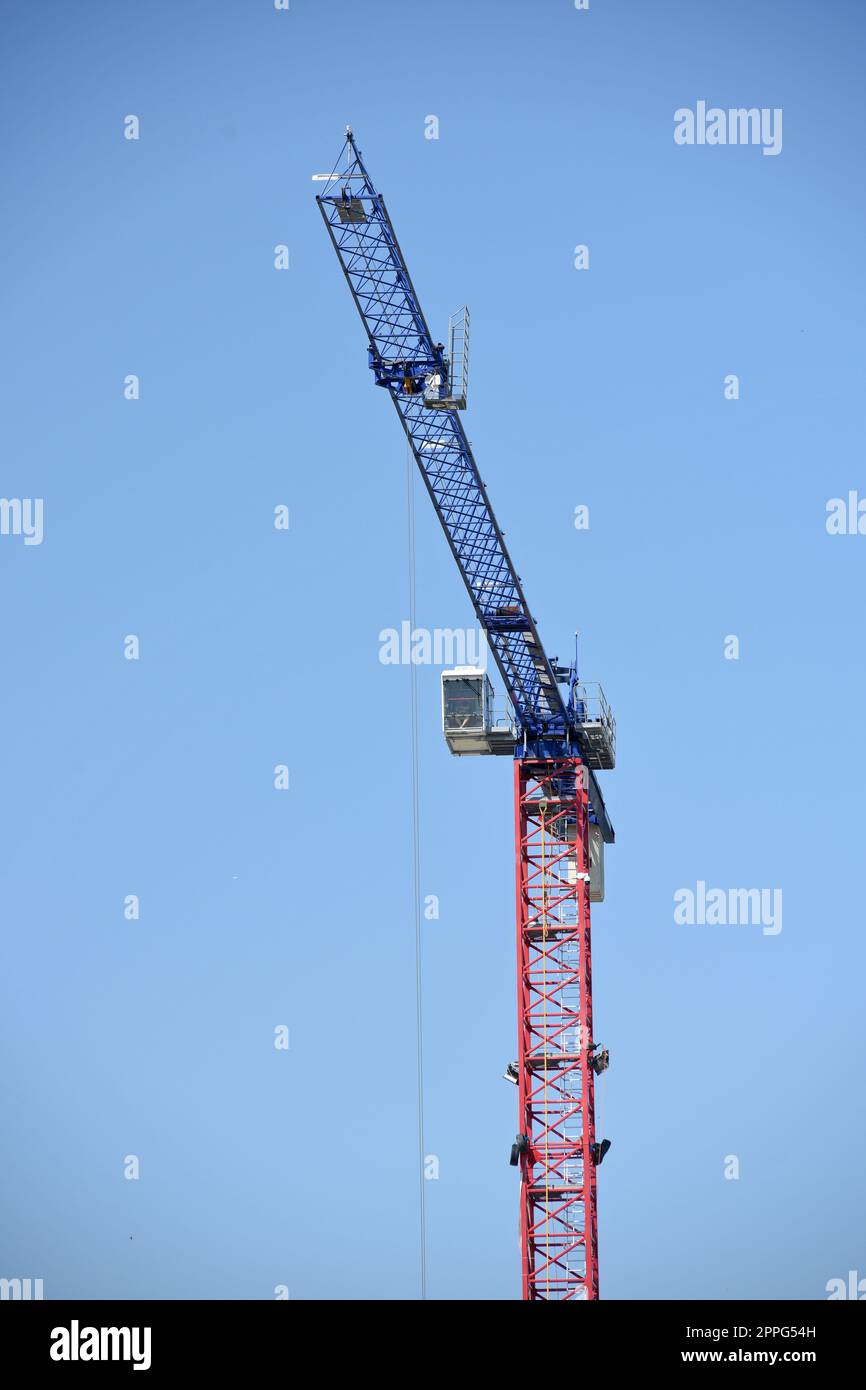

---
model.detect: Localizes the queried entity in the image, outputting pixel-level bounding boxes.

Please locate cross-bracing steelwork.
[316,130,615,1299]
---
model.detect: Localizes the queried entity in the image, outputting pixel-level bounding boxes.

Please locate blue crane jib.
[316,130,614,842]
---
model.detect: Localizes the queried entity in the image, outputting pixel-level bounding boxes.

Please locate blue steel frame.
[316,132,613,842]
[317,131,568,740]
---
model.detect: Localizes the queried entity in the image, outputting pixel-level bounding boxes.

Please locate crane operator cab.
[441,668,515,755]
[441,668,493,753]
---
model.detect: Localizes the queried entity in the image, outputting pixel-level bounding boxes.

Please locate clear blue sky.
[2,0,864,1300]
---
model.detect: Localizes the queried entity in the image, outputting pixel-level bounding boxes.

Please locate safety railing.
[573,682,616,768]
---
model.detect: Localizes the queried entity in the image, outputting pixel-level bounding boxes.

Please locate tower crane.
[315,129,615,1301]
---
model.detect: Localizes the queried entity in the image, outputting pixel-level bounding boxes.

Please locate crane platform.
[572,684,616,769]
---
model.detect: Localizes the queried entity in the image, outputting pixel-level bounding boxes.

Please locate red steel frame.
[514,757,599,1300]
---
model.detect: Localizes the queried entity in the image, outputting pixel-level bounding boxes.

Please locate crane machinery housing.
[315,129,616,1301]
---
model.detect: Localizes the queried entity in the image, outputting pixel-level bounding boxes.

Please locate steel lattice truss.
[318,133,609,1304]
[515,758,599,1300]
[316,133,565,736]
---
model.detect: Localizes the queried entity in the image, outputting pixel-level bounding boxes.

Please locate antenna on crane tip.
[311,127,360,182]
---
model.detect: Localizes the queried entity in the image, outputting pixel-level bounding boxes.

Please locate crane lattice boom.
[316,131,565,736]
